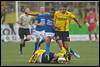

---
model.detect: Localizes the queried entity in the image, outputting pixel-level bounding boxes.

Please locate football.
[57,57,66,64]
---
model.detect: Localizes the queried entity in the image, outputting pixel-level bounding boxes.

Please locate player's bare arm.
[73,18,82,28]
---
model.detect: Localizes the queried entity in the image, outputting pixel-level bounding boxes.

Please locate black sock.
[68,55,71,61]
[38,39,45,47]
[20,44,23,54]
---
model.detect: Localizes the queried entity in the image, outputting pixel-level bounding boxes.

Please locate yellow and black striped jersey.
[54,11,75,31]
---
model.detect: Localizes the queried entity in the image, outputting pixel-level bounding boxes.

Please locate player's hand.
[86,23,89,27]
[78,23,82,28]
[39,22,45,26]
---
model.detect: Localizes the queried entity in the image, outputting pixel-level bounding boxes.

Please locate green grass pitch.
[1,41,99,66]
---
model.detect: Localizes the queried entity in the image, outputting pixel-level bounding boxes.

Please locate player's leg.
[55,31,63,49]
[63,31,80,62]
[20,39,24,54]
[8,23,16,35]
[88,26,92,41]
[18,28,25,54]
[44,32,55,61]
[33,31,44,52]
[23,28,31,47]
[62,31,70,52]
[44,36,51,61]
[93,28,98,41]
[38,31,45,48]
[34,38,40,52]
[63,41,71,63]
[89,33,92,41]
[94,32,98,41]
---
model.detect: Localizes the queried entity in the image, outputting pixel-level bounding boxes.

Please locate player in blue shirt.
[32,14,46,52]
[31,7,46,52]
[32,8,55,61]
[43,9,56,61]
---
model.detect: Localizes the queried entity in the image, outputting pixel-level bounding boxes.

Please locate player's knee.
[67,37,70,42]
[20,39,24,44]
[45,37,51,43]
[26,35,31,40]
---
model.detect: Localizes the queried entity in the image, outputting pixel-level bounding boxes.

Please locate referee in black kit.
[17,8,33,54]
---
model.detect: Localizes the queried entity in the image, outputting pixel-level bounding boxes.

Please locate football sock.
[38,39,45,47]
[34,42,38,51]
[45,43,50,55]
[20,44,23,54]
[70,48,75,55]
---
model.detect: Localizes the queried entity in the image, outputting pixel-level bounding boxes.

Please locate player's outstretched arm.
[73,18,82,28]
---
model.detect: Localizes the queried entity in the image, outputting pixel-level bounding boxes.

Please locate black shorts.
[55,31,70,41]
[18,28,30,39]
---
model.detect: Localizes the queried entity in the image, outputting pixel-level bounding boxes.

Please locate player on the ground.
[84,8,98,41]
[54,6,81,62]
[17,8,33,54]
[28,47,69,64]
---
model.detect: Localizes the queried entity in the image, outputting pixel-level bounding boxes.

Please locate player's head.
[89,9,93,15]
[49,8,55,17]
[40,6,45,13]
[59,6,66,13]
[24,8,31,14]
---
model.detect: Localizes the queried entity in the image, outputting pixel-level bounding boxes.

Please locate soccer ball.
[57,57,66,64]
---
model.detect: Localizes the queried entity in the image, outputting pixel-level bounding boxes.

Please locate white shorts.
[33,30,45,38]
[44,32,55,38]
[32,30,45,42]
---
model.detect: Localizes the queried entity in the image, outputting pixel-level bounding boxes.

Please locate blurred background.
[1,1,99,41]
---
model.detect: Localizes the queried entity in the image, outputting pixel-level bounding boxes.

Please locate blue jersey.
[35,14,46,31]
[34,13,54,32]
[44,13,55,32]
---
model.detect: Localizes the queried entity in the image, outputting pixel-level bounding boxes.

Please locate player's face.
[60,7,66,13]
[25,8,30,14]
[89,10,93,15]
[40,7,45,13]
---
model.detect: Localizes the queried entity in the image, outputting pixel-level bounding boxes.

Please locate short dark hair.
[51,8,55,12]
[49,8,55,13]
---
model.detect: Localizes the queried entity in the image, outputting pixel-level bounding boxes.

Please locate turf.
[1,41,99,66]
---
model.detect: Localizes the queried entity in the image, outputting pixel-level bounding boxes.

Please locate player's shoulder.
[66,11,73,14]
[20,13,25,17]
[55,11,60,14]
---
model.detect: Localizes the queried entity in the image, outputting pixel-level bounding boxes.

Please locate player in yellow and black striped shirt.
[54,6,81,62]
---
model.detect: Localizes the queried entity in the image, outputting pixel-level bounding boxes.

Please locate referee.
[17,8,33,54]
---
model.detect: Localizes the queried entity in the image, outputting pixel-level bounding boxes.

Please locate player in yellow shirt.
[54,6,81,62]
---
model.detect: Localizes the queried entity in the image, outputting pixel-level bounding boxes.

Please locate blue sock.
[34,42,38,51]
[70,48,75,55]
[38,39,45,47]
[45,43,50,55]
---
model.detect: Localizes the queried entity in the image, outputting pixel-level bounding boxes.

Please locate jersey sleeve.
[68,12,75,19]
[54,11,57,22]
[34,16,40,23]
